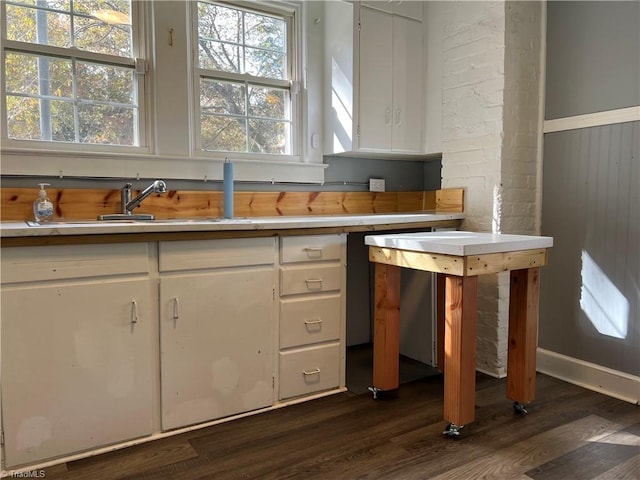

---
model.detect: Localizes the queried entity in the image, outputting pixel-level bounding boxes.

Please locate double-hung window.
[195,1,297,157]
[2,0,144,147]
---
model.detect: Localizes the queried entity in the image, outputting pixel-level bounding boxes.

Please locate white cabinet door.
[160,268,276,430]
[1,280,153,467]
[358,6,393,151]
[357,6,423,153]
[391,14,424,153]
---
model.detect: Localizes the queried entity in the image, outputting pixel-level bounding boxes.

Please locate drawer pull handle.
[131,300,139,324]
[173,298,180,321]
[303,247,323,258]
[304,318,323,325]
[305,278,323,290]
[303,368,321,376]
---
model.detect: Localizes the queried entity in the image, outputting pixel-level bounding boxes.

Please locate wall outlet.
[369,178,385,192]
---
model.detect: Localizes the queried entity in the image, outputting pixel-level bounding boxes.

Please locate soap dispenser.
[33,183,54,222]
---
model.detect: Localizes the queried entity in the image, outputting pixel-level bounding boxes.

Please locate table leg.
[436,273,445,371]
[507,267,540,404]
[372,263,401,392]
[443,275,478,426]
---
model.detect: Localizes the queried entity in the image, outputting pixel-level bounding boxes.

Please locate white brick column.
[440,1,543,376]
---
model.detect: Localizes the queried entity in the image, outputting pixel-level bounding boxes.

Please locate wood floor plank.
[44,438,198,479]
[30,374,639,480]
[525,441,639,480]
[427,415,632,480]
[591,453,640,480]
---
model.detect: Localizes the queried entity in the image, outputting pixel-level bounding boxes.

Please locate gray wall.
[541,123,639,376]
[545,1,640,120]
[541,1,640,377]
[1,156,441,193]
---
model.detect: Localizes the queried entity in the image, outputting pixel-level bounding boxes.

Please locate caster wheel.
[367,386,381,400]
[367,386,398,400]
[442,423,464,438]
[513,402,528,415]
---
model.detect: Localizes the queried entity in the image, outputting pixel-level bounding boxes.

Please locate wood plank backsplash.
[0,188,463,221]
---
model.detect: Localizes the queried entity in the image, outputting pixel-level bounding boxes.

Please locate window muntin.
[2,0,141,146]
[196,1,294,155]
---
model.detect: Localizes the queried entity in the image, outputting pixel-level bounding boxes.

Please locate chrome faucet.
[121,180,167,215]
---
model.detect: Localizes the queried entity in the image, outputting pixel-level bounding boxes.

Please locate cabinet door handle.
[303,247,323,258]
[304,318,323,325]
[303,368,321,376]
[131,300,139,324]
[305,278,323,290]
[173,298,180,320]
[395,107,401,126]
[385,107,392,126]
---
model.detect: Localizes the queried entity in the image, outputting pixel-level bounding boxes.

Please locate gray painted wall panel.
[545,1,640,120]
[540,122,640,376]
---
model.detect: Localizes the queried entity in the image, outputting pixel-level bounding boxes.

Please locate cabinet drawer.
[280,234,342,264]
[280,264,342,296]
[1,243,149,283]
[279,343,340,399]
[280,295,341,348]
[159,237,275,272]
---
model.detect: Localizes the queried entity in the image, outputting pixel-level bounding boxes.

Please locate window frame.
[0,0,150,154]
[0,1,326,183]
[191,0,302,162]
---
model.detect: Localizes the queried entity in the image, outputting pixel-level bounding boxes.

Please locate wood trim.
[543,106,640,134]
[369,246,465,276]
[0,188,464,222]
[368,247,548,277]
[465,249,548,275]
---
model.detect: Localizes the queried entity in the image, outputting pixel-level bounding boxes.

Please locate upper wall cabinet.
[358,6,423,153]
[324,1,424,156]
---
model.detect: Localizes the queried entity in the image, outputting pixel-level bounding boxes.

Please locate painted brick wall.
[440,1,543,376]
[502,1,543,236]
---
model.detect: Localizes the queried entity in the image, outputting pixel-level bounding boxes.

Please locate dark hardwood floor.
[39,373,639,479]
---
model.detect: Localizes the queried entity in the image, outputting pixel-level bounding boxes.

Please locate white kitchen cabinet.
[0,244,154,468]
[278,234,346,400]
[324,2,424,155]
[158,238,277,430]
[358,6,423,153]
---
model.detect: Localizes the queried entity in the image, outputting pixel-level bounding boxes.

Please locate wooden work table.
[365,231,553,436]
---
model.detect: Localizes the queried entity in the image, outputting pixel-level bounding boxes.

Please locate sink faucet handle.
[154,180,167,193]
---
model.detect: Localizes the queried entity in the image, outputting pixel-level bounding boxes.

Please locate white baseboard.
[536,348,640,405]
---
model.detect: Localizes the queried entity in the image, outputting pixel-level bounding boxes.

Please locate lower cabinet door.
[279,343,340,400]
[1,280,154,467]
[160,267,276,430]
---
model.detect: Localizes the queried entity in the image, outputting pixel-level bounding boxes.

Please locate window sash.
[193,1,298,157]
[1,0,146,148]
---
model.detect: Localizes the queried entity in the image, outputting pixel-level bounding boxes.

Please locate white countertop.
[1,212,464,238]
[365,231,553,256]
